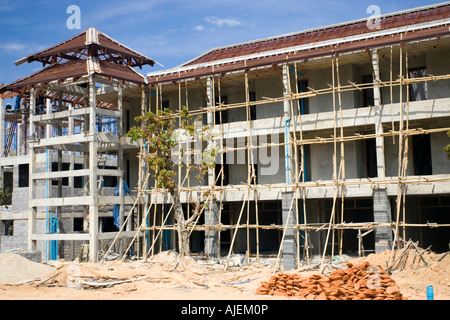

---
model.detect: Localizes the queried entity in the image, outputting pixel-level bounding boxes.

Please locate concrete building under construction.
[0,2,449,269]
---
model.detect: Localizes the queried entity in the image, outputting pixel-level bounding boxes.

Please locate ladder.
[4,122,17,157]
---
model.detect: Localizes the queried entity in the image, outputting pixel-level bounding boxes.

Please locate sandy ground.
[0,249,448,301]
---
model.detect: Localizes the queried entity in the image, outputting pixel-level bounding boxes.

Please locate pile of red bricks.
[256,262,406,300]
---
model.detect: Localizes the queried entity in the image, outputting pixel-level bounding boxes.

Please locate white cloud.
[193,25,204,32]
[205,16,242,27]
[0,42,49,54]
[0,42,29,52]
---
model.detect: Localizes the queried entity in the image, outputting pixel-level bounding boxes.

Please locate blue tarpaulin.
[113,181,130,229]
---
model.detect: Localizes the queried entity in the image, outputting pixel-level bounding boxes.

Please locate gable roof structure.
[0,59,146,94]
[15,27,157,69]
[147,2,450,85]
[0,28,151,96]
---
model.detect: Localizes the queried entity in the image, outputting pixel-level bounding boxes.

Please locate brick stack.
[256,262,406,300]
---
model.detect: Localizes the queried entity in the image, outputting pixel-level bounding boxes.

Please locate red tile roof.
[147,3,450,85]
[0,59,145,93]
[185,4,449,66]
[16,28,155,68]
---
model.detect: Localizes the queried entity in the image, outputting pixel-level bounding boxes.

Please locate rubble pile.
[256,262,406,300]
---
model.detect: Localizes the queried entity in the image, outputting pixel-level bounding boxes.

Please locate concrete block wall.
[12,188,29,211]
[0,219,46,260]
[281,192,298,270]
[373,188,393,253]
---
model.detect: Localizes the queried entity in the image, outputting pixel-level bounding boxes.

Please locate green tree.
[445,130,450,159]
[0,186,10,207]
[127,107,217,258]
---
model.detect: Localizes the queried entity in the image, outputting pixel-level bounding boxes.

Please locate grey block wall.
[281,192,298,270]
[204,200,219,257]
[0,219,46,261]
[373,188,393,253]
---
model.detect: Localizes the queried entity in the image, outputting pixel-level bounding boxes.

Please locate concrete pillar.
[46,97,52,138]
[0,98,4,157]
[281,191,298,270]
[17,115,23,156]
[204,200,219,257]
[206,76,213,131]
[204,76,219,257]
[372,49,386,179]
[282,63,295,185]
[88,75,99,262]
[373,188,393,252]
[44,97,52,260]
[371,49,392,252]
[68,102,75,196]
[119,83,125,226]
[28,88,37,251]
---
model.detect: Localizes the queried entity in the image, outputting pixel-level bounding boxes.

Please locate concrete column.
[373,188,393,252]
[281,64,298,269]
[118,83,125,233]
[68,101,74,195]
[28,88,37,251]
[204,200,219,257]
[372,49,386,179]
[204,76,219,257]
[117,83,126,257]
[17,113,23,156]
[88,75,99,262]
[0,98,4,157]
[282,63,294,185]
[68,103,75,196]
[46,97,52,138]
[371,49,392,252]
[281,191,298,270]
[206,76,213,131]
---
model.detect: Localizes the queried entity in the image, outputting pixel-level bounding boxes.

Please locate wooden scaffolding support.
[120,39,450,272]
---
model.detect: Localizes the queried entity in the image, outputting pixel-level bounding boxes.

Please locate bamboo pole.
[390,45,395,143]
[131,41,450,266]
[331,55,338,261]
[224,189,250,270]
[319,54,344,273]
[287,63,301,267]
[155,70,450,120]
[336,56,346,257]
[217,75,223,257]
[101,173,150,262]
[402,44,411,244]
[121,191,162,262]
[273,189,298,272]
[294,61,310,266]
[391,38,406,265]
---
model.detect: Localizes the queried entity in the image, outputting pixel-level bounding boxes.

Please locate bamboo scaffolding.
[136,173,450,195]
[130,40,450,270]
[336,55,346,258]
[136,221,450,233]
[157,73,450,119]
[294,62,311,265]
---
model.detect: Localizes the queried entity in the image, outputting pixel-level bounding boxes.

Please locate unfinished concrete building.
[0,28,155,262]
[1,3,450,268]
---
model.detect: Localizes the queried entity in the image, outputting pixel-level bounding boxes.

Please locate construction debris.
[256,262,406,300]
[0,249,448,299]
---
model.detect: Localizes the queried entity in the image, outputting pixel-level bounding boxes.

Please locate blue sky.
[0,0,443,86]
